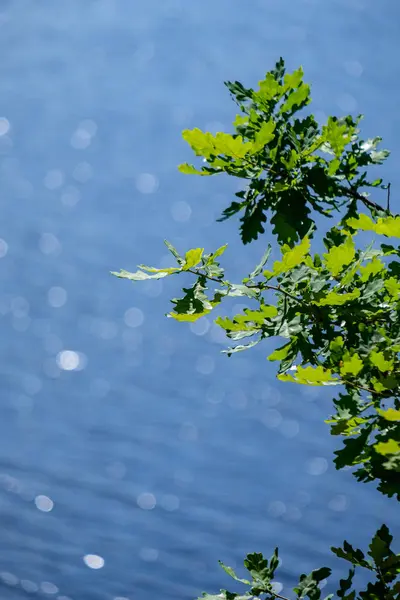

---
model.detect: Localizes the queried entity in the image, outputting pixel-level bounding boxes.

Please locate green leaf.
[384,276,400,298]
[169,278,212,319]
[178,163,213,176]
[368,525,393,567]
[138,264,180,274]
[268,341,294,362]
[278,365,339,386]
[223,339,261,356]
[251,120,276,152]
[218,562,250,585]
[322,117,354,157]
[169,310,211,322]
[240,305,278,322]
[329,416,368,437]
[336,568,355,600]
[331,541,371,569]
[334,427,371,469]
[183,248,204,270]
[293,567,331,598]
[369,350,394,373]
[377,408,400,422]
[358,257,385,282]
[111,269,171,281]
[243,552,272,594]
[216,316,254,333]
[182,128,217,158]
[323,236,355,276]
[210,244,228,261]
[226,284,260,299]
[347,214,400,238]
[248,245,272,279]
[340,354,363,377]
[266,237,311,277]
[280,83,311,114]
[375,439,400,455]
[315,289,360,306]
[256,72,284,102]
[164,239,184,264]
[283,66,304,91]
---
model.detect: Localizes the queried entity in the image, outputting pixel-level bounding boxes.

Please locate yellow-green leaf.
[280,84,310,114]
[178,163,213,176]
[283,67,304,91]
[210,244,228,260]
[280,149,299,170]
[315,289,360,306]
[251,120,276,152]
[138,265,181,274]
[278,365,339,386]
[183,248,204,270]
[322,117,354,156]
[169,310,211,322]
[215,316,253,332]
[347,214,400,238]
[268,342,293,362]
[359,257,385,282]
[340,353,363,377]
[213,132,254,158]
[377,408,400,422]
[256,73,284,102]
[375,439,400,456]
[384,277,400,298]
[323,237,356,276]
[369,350,394,373]
[239,305,278,323]
[182,128,216,158]
[330,336,344,354]
[266,237,310,277]
[233,114,249,127]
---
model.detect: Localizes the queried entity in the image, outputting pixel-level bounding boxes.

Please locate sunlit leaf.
[251,120,276,152]
[178,163,214,175]
[183,248,204,270]
[265,237,311,277]
[323,236,356,276]
[369,350,394,373]
[347,214,400,238]
[375,439,400,456]
[340,354,364,377]
[268,341,293,362]
[111,269,171,281]
[169,310,212,322]
[278,365,339,386]
[315,289,360,306]
[377,408,400,422]
[358,257,385,282]
[280,84,310,114]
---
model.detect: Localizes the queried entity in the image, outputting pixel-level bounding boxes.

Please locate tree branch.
[339,184,392,215]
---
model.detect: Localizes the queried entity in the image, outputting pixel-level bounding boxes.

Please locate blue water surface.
[0,1,399,599]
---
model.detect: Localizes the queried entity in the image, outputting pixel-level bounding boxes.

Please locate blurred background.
[1,1,399,599]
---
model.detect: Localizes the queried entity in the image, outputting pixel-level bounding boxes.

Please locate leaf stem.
[339,185,392,216]
[187,269,303,305]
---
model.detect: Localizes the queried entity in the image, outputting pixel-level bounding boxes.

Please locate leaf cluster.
[200,526,400,600]
[112,58,399,600]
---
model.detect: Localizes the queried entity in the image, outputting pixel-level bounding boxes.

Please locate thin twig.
[342,379,383,396]
[339,185,392,215]
[387,182,391,212]
[270,592,291,600]
[187,269,303,305]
